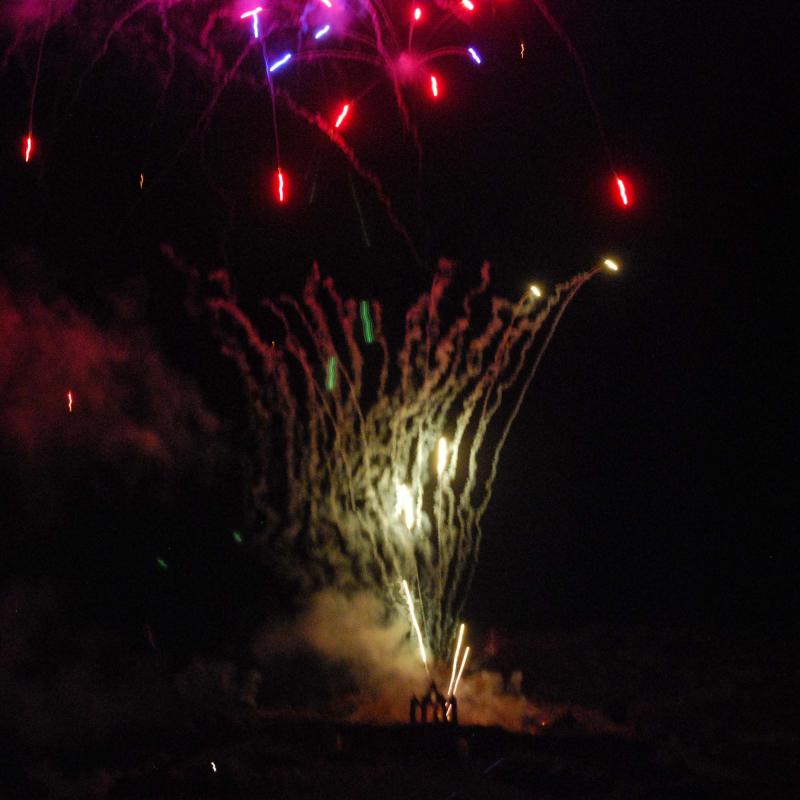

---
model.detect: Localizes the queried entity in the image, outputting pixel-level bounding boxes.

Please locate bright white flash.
[396,483,415,530]
[437,437,448,477]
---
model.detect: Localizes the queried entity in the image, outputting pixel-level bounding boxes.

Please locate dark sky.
[1,0,796,658]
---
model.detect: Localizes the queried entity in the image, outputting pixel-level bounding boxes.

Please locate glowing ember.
[616,176,630,206]
[275,167,286,203]
[334,102,351,129]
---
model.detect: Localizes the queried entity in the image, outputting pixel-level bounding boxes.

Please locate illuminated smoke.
[198,255,607,657]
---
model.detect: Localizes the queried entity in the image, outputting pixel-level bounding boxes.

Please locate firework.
[5,0,630,227]
[452,644,470,695]
[402,578,428,669]
[447,622,465,696]
[615,176,630,207]
[196,253,612,657]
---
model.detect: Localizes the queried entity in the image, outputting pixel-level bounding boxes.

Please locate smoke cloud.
[0,277,219,468]
[0,0,78,31]
[251,589,621,734]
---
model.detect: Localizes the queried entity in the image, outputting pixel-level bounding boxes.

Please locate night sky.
[1,0,796,668]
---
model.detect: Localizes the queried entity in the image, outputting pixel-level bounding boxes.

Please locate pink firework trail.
[7,0,631,253]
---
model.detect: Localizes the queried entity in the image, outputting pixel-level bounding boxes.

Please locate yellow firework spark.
[402,579,428,669]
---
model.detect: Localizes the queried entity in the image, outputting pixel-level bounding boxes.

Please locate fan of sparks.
[196,252,619,666]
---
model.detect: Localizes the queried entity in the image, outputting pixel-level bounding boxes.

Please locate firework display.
[5,0,633,240]
[5,0,629,690]
[200,255,618,659]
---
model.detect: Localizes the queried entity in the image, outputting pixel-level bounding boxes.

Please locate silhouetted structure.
[409,682,458,725]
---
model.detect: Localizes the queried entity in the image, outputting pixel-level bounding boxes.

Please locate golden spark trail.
[452,645,470,696]
[447,622,465,696]
[402,578,428,670]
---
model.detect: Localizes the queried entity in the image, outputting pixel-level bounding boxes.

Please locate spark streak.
[468,47,482,64]
[326,355,337,390]
[67,390,73,413]
[334,102,350,129]
[402,579,428,668]
[240,6,263,38]
[196,257,612,656]
[452,645,470,696]
[268,52,293,73]
[447,622,465,696]
[616,176,629,206]
[430,74,439,98]
[276,167,286,203]
[359,300,374,343]
[314,24,331,40]
[23,135,33,162]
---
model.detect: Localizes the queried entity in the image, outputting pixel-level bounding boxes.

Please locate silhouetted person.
[421,682,447,723]
[409,694,422,724]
